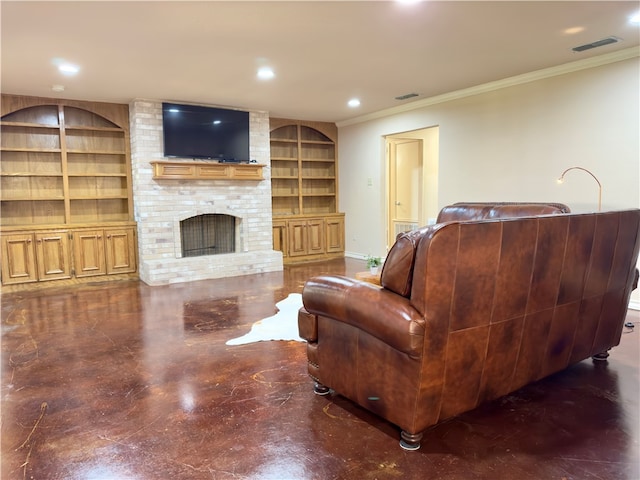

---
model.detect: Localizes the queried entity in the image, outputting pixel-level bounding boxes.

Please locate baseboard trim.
[629,299,640,311]
[345,251,367,261]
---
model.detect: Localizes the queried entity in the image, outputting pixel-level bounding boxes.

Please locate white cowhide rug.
[226,293,305,345]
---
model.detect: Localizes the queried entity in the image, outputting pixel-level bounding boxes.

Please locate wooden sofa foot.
[400,431,423,451]
[592,351,610,362]
[313,382,330,396]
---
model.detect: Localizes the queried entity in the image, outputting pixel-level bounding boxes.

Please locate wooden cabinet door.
[272,221,288,258]
[105,228,137,275]
[35,231,71,281]
[288,220,308,257]
[325,217,345,253]
[285,218,327,258]
[306,218,325,255]
[73,230,106,277]
[1,233,37,285]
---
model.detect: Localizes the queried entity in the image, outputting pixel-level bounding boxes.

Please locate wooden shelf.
[301,140,334,145]
[1,147,62,153]
[150,160,264,180]
[1,196,65,201]
[67,149,125,155]
[67,173,127,177]
[0,121,59,129]
[69,195,129,200]
[65,125,124,133]
[1,173,63,177]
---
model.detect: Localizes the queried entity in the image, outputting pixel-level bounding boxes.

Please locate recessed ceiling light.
[563,26,585,35]
[348,98,361,108]
[630,12,640,24]
[51,84,65,92]
[257,67,275,80]
[58,63,80,75]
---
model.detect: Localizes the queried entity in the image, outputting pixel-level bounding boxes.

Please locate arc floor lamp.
[557,166,602,212]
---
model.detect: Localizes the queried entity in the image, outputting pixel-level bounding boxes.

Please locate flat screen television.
[162,102,250,161]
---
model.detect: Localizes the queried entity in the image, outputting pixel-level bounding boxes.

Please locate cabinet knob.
[37,239,42,244]
[107,235,111,239]
[97,235,102,240]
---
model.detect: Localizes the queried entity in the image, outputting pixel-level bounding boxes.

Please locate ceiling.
[2,1,639,123]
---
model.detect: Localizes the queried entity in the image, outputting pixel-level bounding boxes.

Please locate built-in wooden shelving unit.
[269,118,345,263]
[0,94,137,289]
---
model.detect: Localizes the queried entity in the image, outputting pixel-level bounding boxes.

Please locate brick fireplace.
[128,99,282,285]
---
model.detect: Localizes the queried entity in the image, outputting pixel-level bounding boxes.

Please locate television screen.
[162,103,250,161]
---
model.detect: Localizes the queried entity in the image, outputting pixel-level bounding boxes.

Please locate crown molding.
[337,46,640,128]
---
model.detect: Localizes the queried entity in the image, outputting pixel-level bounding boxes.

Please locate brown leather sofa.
[298,203,640,450]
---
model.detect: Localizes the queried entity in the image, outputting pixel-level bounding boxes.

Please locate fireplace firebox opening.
[180,214,236,258]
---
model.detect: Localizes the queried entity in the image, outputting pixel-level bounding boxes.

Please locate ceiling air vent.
[572,36,620,52]
[395,93,419,101]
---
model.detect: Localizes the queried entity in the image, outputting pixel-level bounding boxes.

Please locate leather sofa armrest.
[298,307,317,342]
[301,275,425,358]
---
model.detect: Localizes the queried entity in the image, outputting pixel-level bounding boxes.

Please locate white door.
[387,137,422,248]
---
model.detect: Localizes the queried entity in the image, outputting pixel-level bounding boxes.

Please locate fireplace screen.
[180,214,236,258]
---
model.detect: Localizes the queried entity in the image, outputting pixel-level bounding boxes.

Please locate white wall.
[338,52,639,306]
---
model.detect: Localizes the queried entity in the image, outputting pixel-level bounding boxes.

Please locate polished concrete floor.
[2,257,639,480]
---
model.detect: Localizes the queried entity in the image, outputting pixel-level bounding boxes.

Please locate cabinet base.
[282,252,344,265]
[0,273,139,293]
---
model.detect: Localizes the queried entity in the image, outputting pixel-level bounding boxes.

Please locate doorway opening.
[385,127,439,250]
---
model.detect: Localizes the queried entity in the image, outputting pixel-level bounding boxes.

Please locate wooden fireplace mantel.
[151,160,265,180]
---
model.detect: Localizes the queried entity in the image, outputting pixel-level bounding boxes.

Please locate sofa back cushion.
[380,226,432,297]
